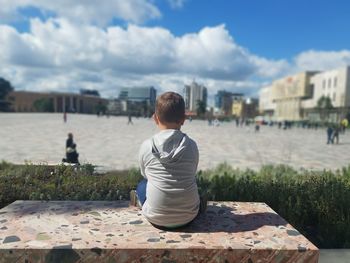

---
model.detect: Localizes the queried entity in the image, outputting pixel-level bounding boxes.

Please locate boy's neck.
[158,122,182,131]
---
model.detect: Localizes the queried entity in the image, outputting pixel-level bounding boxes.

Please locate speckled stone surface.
[0,201,319,262]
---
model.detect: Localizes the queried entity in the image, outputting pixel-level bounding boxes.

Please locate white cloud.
[2,12,349,103]
[0,18,292,101]
[1,0,349,103]
[0,0,161,25]
[294,50,350,72]
[250,56,291,78]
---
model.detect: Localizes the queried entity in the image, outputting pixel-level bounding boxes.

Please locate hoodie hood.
[151,129,187,164]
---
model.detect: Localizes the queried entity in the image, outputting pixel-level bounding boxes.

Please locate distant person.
[63,111,67,123]
[208,117,212,126]
[132,92,202,229]
[327,126,333,144]
[255,123,260,132]
[235,118,239,127]
[241,119,245,127]
[66,133,73,148]
[127,114,133,125]
[62,133,80,164]
[66,143,80,164]
[332,126,340,144]
[214,118,220,127]
[341,118,348,134]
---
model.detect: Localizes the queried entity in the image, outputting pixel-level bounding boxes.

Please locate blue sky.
[0,0,349,102]
[151,0,350,59]
[12,0,350,59]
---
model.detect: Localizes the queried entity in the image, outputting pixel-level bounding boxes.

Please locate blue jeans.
[136,179,147,206]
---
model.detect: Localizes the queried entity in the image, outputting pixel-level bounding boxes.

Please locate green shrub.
[0,162,350,248]
[0,164,142,209]
[197,164,350,248]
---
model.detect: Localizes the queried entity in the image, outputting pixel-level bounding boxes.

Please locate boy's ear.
[180,117,185,125]
[153,113,159,125]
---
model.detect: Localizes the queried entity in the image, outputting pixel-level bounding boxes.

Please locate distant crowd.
[60,110,349,165]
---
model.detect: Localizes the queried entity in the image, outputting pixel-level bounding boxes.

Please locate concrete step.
[0,201,319,262]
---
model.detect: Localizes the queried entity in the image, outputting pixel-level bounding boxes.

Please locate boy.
[135,92,200,229]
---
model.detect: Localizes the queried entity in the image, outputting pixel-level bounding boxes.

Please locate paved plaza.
[1,113,350,171]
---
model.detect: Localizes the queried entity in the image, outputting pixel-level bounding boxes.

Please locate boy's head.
[154,92,185,129]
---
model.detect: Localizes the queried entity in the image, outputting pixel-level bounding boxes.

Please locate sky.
[0,0,350,105]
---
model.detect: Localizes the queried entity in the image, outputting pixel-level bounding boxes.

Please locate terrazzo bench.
[0,201,319,263]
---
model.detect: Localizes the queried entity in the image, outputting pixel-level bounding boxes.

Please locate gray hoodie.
[139,129,200,226]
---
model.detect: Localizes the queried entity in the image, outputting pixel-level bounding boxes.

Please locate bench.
[0,201,319,262]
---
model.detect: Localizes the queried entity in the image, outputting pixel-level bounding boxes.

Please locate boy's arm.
[138,141,148,179]
[193,140,199,170]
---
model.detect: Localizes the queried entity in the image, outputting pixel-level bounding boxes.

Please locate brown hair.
[155,92,185,123]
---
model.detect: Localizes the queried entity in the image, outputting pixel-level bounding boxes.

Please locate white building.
[302,66,350,121]
[183,81,208,112]
[302,66,350,108]
[259,66,350,122]
[259,85,276,116]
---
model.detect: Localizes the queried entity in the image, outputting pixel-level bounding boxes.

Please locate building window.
[333,92,336,101]
[328,78,332,89]
[334,77,337,88]
[309,84,314,98]
[323,80,326,90]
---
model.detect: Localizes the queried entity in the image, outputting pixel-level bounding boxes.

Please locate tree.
[196,100,206,117]
[0,77,14,112]
[33,98,54,112]
[316,96,333,121]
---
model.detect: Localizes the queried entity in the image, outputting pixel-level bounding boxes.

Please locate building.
[118,86,157,116]
[258,65,350,122]
[302,66,350,122]
[259,85,276,118]
[272,72,318,121]
[259,72,317,121]
[119,87,156,104]
[232,98,259,119]
[107,99,127,115]
[232,100,243,117]
[183,81,208,113]
[215,91,243,116]
[6,91,108,114]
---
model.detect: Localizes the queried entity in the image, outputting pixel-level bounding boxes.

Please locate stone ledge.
[0,201,319,262]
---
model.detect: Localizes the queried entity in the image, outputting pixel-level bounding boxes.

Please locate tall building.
[183,81,207,113]
[118,86,156,105]
[118,86,157,116]
[215,90,243,115]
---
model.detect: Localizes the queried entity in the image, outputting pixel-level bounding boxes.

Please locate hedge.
[0,161,349,248]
